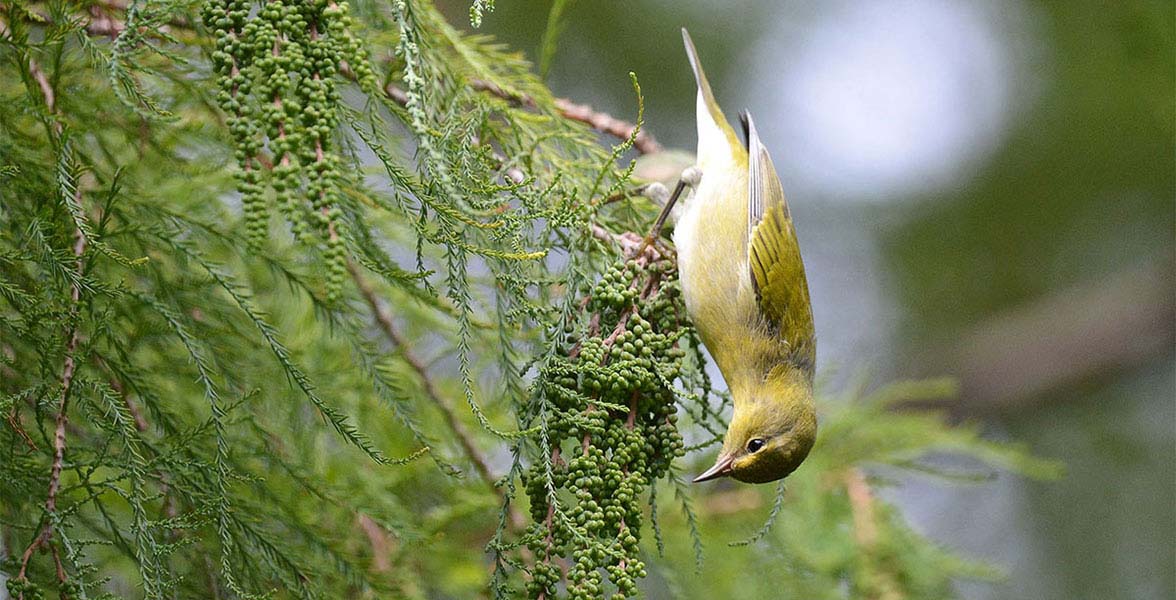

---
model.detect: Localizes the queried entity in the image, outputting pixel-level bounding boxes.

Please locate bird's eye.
[746,438,765,453]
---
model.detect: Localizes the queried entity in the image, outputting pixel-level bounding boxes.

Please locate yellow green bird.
[670,30,817,484]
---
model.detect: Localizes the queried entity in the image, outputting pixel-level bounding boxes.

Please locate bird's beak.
[692,453,734,483]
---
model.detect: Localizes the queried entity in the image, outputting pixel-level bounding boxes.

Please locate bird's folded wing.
[745,114,816,371]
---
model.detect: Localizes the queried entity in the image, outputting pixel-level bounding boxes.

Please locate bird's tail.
[681,28,743,167]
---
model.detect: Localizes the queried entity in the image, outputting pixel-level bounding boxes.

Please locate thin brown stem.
[467,79,662,155]
[17,57,86,590]
[384,80,662,155]
[554,97,662,155]
[105,370,148,433]
[6,401,38,451]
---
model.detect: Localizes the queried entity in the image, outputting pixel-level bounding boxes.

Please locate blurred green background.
[447,1,1175,598]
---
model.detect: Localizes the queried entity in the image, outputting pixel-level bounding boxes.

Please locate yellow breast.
[672,152,769,395]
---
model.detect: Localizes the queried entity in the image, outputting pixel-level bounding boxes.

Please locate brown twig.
[7,401,38,451]
[84,3,124,39]
[589,223,624,245]
[31,0,185,40]
[16,56,86,592]
[28,60,55,120]
[467,79,662,155]
[17,200,84,588]
[0,4,136,40]
[384,80,663,155]
[104,370,148,433]
[555,97,662,155]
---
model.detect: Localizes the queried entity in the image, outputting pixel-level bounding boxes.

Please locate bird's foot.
[640,166,702,251]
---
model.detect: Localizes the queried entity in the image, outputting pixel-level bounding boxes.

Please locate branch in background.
[348,261,526,532]
[6,388,38,451]
[83,1,125,39]
[932,260,1175,412]
[28,59,55,120]
[115,379,149,433]
[96,361,150,433]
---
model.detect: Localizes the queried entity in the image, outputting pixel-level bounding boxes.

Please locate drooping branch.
[356,512,394,573]
[348,261,526,532]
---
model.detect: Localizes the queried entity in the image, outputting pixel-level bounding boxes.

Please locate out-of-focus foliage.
[2,0,1062,598]
[648,378,1061,600]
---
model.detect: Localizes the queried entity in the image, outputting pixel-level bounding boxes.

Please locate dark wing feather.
[745,113,816,372]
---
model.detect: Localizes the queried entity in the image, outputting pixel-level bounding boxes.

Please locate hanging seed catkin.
[203,0,370,301]
[524,238,688,599]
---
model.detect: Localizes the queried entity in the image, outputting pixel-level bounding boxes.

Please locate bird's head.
[694,369,816,484]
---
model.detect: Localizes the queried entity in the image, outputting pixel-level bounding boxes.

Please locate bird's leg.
[642,166,702,246]
[600,181,665,207]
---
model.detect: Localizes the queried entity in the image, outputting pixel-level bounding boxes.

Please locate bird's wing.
[744,113,816,372]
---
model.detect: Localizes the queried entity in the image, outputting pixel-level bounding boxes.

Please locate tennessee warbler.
[667,30,818,484]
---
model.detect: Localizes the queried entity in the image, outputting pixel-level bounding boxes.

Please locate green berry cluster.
[2,576,83,600]
[523,250,687,599]
[205,0,265,243]
[5,578,45,600]
[202,0,372,301]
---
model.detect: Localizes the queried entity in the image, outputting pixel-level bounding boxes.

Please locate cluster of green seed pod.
[3,576,71,600]
[523,249,688,599]
[202,0,372,301]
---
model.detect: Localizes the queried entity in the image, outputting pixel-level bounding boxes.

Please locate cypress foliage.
[0,1,1058,599]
